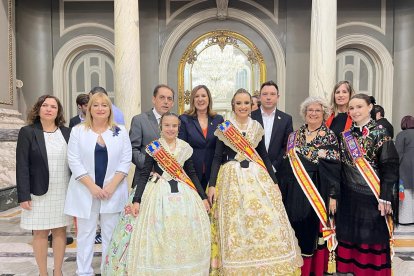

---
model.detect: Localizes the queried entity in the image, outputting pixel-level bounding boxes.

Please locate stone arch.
[337,34,393,121]
[53,35,114,117]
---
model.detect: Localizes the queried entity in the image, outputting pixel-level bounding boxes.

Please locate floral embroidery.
[362,126,370,138]
[340,119,392,169]
[291,124,339,164]
[125,223,133,233]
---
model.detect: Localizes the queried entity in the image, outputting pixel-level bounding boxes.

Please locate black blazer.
[178,113,224,187]
[251,108,293,173]
[69,115,81,128]
[16,122,71,203]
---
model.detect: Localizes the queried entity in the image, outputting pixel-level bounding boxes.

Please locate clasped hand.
[90,183,116,200]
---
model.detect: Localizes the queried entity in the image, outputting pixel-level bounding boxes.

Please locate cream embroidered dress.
[127,138,211,275]
[209,117,302,275]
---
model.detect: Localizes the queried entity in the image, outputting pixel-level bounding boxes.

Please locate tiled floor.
[0,207,413,275]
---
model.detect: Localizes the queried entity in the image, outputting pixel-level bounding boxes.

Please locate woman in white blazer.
[64,92,131,276]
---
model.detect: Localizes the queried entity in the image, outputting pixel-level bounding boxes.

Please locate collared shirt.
[152,108,162,125]
[79,115,85,123]
[261,106,276,150]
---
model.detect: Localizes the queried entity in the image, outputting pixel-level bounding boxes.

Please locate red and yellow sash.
[287,131,338,253]
[146,140,196,191]
[342,130,394,258]
[217,120,266,171]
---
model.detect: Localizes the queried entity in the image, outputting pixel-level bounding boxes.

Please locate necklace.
[306,125,322,136]
[235,118,249,129]
[44,127,58,141]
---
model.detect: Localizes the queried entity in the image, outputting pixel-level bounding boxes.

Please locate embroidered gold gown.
[209,118,303,275]
[127,138,211,275]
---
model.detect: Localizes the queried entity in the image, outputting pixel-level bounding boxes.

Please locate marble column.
[393,0,414,127]
[114,0,141,128]
[308,0,337,100]
[15,0,53,110]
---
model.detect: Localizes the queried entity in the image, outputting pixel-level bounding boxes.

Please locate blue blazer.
[178,113,224,187]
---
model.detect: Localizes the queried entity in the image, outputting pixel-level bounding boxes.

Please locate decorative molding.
[166,0,207,25]
[159,8,286,110]
[53,35,114,118]
[216,0,229,20]
[337,34,393,121]
[59,0,114,37]
[177,30,266,114]
[1,0,14,105]
[240,0,279,24]
[337,50,374,94]
[337,0,386,35]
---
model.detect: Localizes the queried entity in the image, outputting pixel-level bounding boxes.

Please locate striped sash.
[146,140,196,191]
[286,131,338,253]
[342,130,394,259]
[217,120,266,171]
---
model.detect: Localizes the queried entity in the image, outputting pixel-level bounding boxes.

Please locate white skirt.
[127,178,211,275]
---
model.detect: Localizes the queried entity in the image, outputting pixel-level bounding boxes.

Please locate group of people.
[16,80,400,276]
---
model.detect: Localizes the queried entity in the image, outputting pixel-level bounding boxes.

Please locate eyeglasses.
[306,109,323,114]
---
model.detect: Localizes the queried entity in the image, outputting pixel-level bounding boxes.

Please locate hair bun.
[369,96,376,105]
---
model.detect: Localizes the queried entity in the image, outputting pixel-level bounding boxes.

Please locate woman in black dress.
[326,80,355,136]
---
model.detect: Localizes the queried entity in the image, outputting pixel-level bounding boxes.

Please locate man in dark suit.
[69,94,89,127]
[251,81,293,180]
[130,84,175,186]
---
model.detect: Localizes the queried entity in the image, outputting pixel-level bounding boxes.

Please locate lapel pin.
[278,116,281,120]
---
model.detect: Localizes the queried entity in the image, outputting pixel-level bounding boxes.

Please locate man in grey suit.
[130,84,175,185]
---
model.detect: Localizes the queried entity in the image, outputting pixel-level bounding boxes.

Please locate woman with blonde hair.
[326,80,355,136]
[64,92,132,275]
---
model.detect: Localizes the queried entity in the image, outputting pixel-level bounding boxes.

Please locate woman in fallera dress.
[127,112,211,275]
[279,97,341,276]
[336,93,399,276]
[208,89,302,275]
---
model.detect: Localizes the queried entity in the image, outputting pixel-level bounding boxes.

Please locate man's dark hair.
[260,81,279,95]
[90,86,108,95]
[76,94,89,106]
[153,84,175,99]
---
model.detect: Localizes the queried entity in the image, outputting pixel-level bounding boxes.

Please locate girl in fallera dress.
[127,112,211,275]
[336,93,399,276]
[208,89,302,275]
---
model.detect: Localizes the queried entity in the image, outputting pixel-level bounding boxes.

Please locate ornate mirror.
[178,30,266,117]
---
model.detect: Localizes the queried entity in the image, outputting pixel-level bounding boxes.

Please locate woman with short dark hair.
[16,95,71,276]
